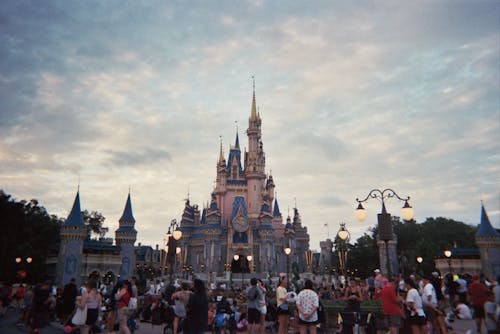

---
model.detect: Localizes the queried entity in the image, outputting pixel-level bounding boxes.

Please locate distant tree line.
[342,217,477,278]
[0,190,107,283]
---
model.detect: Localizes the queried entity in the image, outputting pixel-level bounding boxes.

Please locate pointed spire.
[218,136,225,164]
[119,192,136,223]
[273,198,282,218]
[476,202,499,236]
[64,190,85,227]
[250,76,258,121]
[235,131,240,149]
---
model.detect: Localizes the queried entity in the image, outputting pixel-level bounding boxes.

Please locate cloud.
[105,148,172,167]
[0,0,498,251]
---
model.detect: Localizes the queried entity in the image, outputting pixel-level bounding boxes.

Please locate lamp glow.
[416,256,423,263]
[355,203,367,222]
[401,200,414,221]
[284,247,291,255]
[173,228,182,240]
[233,254,239,261]
[444,250,452,258]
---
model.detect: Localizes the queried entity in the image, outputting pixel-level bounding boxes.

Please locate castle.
[175,85,310,277]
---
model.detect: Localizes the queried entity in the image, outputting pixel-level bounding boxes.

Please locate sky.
[1,0,499,251]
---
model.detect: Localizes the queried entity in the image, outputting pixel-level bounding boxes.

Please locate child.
[237,312,249,332]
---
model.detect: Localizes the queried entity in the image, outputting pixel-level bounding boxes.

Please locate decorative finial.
[250,76,257,120]
[219,135,224,162]
[187,186,190,200]
[294,197,297,208]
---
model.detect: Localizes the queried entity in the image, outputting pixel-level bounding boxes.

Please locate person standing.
[61,278,78,324]
[30,281,52,334]
[185,279,208,334]
[380,278,403,334]
[81,278,102,334]
[172,282,192,334]
[296,279,319,334]
[421,276,446,334]
[257,279,267,334]
[246,277,263,334]
[277,275,289,334]
[484,290,498,334]
[116,280,131,334]
[404,278,427,334]
[467,274,488,334]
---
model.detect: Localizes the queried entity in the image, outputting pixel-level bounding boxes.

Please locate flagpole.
[324,223,330,239]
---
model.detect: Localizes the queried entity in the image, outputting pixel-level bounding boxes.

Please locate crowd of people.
[0,270,499,334]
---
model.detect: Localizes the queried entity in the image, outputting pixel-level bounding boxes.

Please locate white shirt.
[455,303,472,319]
[296,289,319,323]
[422,283,438,307]
[406,288,425,317]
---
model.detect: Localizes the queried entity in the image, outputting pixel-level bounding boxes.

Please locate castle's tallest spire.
[250,76,258,121]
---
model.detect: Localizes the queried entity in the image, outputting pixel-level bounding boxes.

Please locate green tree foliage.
[347,217,477,278]
[81,210,107,239]
[0,190,62,283]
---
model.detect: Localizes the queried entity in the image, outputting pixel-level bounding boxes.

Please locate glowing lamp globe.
[355,203,367,222]
[401,201,414,221]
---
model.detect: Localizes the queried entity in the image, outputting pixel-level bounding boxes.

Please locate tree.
[81,210,107,239]
[0,190,62,283]
[345,217,477,278]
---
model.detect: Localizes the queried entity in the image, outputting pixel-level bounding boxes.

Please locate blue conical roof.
[273,198,282,217]
[235,132,240,149]
[476,203,499,236]
[119,193,136,223]
[64,191,85,227]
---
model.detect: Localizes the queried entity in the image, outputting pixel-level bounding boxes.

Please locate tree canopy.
[0,190,108,283]
[343,217,478,278]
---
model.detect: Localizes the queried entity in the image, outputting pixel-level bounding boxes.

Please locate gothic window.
[232,165,237,179]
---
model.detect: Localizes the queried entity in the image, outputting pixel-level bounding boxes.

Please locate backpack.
[215,313,226,328]
[247,287,258,301]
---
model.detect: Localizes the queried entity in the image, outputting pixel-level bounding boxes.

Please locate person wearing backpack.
[246,277,263,334]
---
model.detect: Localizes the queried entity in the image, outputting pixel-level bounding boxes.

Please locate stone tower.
[115,192,137,280]
[475,202,500,278]
[57,190,87,286]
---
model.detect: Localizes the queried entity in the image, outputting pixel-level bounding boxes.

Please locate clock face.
[232,215,249,232]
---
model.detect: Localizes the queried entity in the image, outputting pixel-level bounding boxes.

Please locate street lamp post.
[355,188,414,279]
[336,223,350,276]
[416,256,423,276]
[233,254,240,288]
[284,247,291,288]
[444,250,452,274]
[165,219,182,284]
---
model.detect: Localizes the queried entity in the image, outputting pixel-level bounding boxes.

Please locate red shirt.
[468,281,487,307]
[380,283,400,316]
[118,289,130,309]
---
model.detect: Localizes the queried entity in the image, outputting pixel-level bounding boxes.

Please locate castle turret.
[57,190,87,286]
[245,80,266,218]
[115,192,137,280]
[475,202,500,278]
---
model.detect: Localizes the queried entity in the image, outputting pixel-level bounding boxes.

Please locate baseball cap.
[472,274,480,280]
[374,269,381,273]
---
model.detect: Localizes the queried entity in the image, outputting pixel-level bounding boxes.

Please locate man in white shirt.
[422,276,446,334]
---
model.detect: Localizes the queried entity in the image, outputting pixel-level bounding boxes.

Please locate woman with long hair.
[404,278,427,334]
[81,278,102,334]
[276,275,289,334]
[185,279,208,334]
